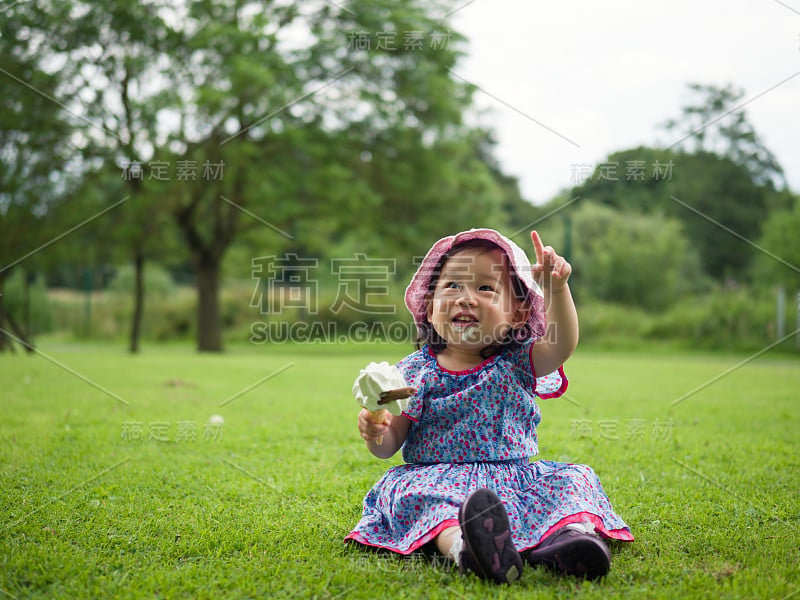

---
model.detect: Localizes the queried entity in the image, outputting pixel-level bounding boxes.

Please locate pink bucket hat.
[404,228,546,337]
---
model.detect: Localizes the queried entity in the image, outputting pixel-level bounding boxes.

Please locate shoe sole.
[459,488,523,584]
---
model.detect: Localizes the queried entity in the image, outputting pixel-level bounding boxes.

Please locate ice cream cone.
[368,409,389,445]
[353,362,415,447]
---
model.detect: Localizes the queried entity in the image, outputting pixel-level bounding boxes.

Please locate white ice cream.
[352,361,410,416]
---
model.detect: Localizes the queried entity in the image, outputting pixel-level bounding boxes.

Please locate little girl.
[345,228,633,584]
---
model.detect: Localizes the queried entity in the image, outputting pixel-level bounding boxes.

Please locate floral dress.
[345,340,633,554]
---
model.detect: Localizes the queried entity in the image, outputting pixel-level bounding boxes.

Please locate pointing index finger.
[531,231,545,265]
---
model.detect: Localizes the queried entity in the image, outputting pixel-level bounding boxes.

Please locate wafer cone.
[368,408,389,445]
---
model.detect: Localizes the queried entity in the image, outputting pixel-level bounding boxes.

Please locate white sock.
[448,536,464,564]
[564,521,597,536]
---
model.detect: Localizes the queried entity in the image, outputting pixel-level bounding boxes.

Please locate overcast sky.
[448,0,800,204]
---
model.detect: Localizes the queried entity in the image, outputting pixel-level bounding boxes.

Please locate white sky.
[449,0,800,204]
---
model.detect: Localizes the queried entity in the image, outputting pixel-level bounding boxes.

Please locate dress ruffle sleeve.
[505,338,569,399]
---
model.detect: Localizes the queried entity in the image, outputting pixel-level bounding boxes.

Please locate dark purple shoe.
[458,488,523,584]
[527,527,611,580]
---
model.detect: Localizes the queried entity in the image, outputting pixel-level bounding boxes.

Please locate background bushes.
[39,272,799,354]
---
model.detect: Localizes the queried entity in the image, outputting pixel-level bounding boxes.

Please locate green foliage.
[575,286,794,354]
[752,195,800,291]
[573,147,777,281]
[334,128,508,270]
[2,0,507,352]
[42,276,799,355]
[569,202,702,311]
[644,285,780,351]
[0,0,78,298]
[108,263,177,298]
[3,0,798,355]
[576,302,651,348]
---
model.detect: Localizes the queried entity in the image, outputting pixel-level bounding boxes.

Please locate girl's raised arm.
[530,231,579,377]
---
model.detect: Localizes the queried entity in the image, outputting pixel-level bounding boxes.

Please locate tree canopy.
[1,0,527,351]
[572,145,785,282]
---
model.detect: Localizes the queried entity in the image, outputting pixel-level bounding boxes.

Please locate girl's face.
[426,247,529,353]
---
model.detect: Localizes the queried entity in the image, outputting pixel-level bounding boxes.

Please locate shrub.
[571,202,704,311]
[644,285,791,351]
[108,263,177,298]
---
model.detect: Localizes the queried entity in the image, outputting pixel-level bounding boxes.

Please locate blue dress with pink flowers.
[345,339,633,554]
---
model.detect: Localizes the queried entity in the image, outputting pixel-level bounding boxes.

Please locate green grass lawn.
[1,341,798,599]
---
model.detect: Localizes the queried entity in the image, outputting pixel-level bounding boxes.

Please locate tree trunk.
[23,269,31,342]
[6,311,32,353]
[195,252,223,352]
[174,188,237,353]
[129,253,145,354]
[0,269,34,353]
[0,273,7,353]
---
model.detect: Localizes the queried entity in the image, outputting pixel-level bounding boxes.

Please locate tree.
[663,82,785,189]
[158,0,498,350]
[0,2,77,352]
[61,163,180,350]
[11,0,515,352]
[0,0,185,352]
[325,126,509,269]
[574,146,778,281]
[54,1,183,353]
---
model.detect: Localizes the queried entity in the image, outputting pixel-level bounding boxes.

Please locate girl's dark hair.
[414,239,536,359]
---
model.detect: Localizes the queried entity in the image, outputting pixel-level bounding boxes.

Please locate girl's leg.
[434,526,463,562]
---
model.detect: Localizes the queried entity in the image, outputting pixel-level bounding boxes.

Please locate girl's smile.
[452,311,479,328]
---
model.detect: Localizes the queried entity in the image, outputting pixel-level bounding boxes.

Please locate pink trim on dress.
[346,511,632,555]
[535,365,569,399]
[345,518,460,555]
[425,346,500,376]
[529,341,569,399]
[402,412,419,423]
